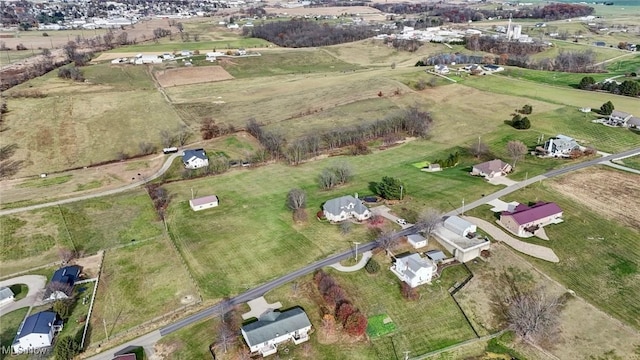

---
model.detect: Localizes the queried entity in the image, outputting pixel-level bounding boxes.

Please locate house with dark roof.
[241,307,312,357]
[189,195,219,211]
[323,195,371,222]
[43,265,81,301]
[627,116,640,128]
[12,311,63,353]
[500,202,563,237]
[541,135,580,157]
[0,286,15,306]
[470,159,512,179]
[390,253,437,287]
[182,149,209,169]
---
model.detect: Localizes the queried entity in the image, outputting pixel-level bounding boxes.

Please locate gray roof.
[0,286,14,301]
[407,234,426,244]
[545,135,579,153]
[397,253,435,279]
[14,311,56,342]
[323,195,368,216]
[426,250,446,262]
[627,116,640,127]
[242,308,311,347]
[182,149,207,161]
[190,195,218,206]
[610,110,632,120]
[444,216,474,236]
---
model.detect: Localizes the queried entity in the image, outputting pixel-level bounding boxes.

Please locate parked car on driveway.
[396,218,407,225]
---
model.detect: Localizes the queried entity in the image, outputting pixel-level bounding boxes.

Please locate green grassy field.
[108,38,272,53]
[0,308,29,360]
[90,238,198,344]
[618,154,640,170]
[466,178,640,330]
[0,189,163,277]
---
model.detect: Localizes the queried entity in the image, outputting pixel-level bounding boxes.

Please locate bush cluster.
[313,270,368,336]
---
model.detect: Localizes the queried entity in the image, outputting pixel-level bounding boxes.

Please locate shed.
[443,216,476,237]
[189,195,219,211]
[407,234,427,249]
[425,250,446,262]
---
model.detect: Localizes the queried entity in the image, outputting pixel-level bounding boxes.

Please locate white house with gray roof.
[0,287,14,306]
[391,253,437,287]
[542,135,580,157]
[323,195,371,222]
[241,308,312,357]
[407,234,427,249]
[434,216,490,263]
[182,149,209,169]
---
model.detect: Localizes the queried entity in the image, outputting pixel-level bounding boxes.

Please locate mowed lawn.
[618,154,640,170]
[163,139,499,299]
[89,238,198,344]
[1,64,182,176]
[0,308,29,360]
[0,189,163,277]
[467,180,640,330]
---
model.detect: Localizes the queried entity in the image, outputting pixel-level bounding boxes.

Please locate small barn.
[407,234,427,249]
[189,195,219,211]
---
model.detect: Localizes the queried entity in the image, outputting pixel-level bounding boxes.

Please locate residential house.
[500,202,563,237]
[470,159,512,179]
[237,48,247,55]
[434,64,449,74]
[241,307,312,357]
[43,265,81,301]
[390,253,437,287]
[0,286,14,306]
[608,110,632,126]
[627,116,640,128]
[541,135,580,157]
[12,311,63,354]
[134,54,162,64]
[182,149,209,169]
[189,195,219,211]
[482,64,504,72]
[323,195,371,222]
[434,216,490,262]
[407,234,427,249]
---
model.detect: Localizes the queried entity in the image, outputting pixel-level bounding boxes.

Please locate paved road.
[0,275,46,316]
[330,251,373,272]
[0,153,181,217]
[81,146,640,359]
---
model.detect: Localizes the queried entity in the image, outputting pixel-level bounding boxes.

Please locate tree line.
[579,76,640,97]
[245,106,434,166]
[244,19,376,47]
[465,36,548,56]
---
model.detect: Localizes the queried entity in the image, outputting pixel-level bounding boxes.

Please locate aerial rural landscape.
[0,0,639,359]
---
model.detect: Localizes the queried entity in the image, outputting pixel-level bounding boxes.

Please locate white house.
[434,216,490,263]
[390,253,437,287]
[43,265,81,301]
[241,308,312,357]
[12,311,62,354]
[182,149,209,169]
[407,234,427,249]
[134,54,162,64]
[227,23,240,29]
[189,195,219,211]
[434,64,449,74]
[470,159,512,179]
[542,135,580,157]
[0,287,14,306]
[500,202,563,237]
[323,195,371,222]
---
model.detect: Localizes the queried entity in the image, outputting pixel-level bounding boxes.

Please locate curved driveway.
[0,275,47,316]
[0,153,181,217]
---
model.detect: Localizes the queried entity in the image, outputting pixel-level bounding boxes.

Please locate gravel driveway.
[0,275,47,316]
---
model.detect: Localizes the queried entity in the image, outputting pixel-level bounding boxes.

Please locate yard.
[0,189,163,277]
[89,237,199,345]
[617,154,640,171]
[0,308,29,360]
[465,168,640,331]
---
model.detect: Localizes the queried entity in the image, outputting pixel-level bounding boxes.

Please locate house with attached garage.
[241,307,312,357]
[434,216,490,263]
[12,311,63,354]
[43,265,82,301]
[189,195,219,211]
[0,286,14,306]
[540,135,580,157]
[323,195,371,222]
[390,253,437,287]
[182,149,209,169]
[470,159,512,179]
[500,202,563,237]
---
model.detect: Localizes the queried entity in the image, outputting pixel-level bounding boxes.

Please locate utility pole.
[353,241,361,261]
[461,198,465,216]
[400,185,403,201]
[403,350,410,360]
[103,318,109,341]
[191,187,194,199]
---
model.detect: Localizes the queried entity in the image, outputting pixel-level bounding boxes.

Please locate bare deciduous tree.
[319,168,338,190]
[58,247,76,264]
[45,281,74,300]
[506,140,527,169]
[286,188,306,210]
[176,124,191,146]
[415,209,443,239]
[160,130,175,148]
[507,287,564,344]
[138,142,156,155]
[376,230,398,254]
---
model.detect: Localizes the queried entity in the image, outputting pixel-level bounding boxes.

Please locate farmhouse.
[182,149,209,169]
[541,135,580,157]
[0,286,14,306]
[434,64,449,74]
[434,216,490,263]
[407,234,427,249]
[390,253,437,287]
[241,308,312,357]
[43,265,81,301]
[12,311,63,354]
[323,195,371,222]
[134,54,162,65]
[607,110,633,126]
[500,202,563,237]
[470,159,512,179]
[627,116,640,128]
[189,195,219,211]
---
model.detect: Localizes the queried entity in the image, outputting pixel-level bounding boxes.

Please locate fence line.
[80,251,104,350]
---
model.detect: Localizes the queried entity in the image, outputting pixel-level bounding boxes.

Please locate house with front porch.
[541,135,580,157]
[323,195,371,222]
[241,307,312,357]
[390,253,437,287]
[470,159,512,179]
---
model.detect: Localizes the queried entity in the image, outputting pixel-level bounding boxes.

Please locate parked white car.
[396,219,407,225]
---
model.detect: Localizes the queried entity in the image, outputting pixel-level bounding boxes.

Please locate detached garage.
[189,195,219,211]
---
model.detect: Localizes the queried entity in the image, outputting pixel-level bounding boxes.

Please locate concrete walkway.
[602,161,640,175]
[330,251,373,272]
[0,275,46,316]
[463,216,560,263]
[370,205,414,229]
[241,296,282,320]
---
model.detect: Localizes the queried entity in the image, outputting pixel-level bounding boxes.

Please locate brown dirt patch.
[548,167,640,230]
[73,251,103,278]
[154,66,234,87]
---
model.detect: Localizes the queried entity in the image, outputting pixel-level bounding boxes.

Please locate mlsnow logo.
[1,346,49,355]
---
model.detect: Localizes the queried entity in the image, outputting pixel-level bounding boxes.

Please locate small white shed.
[407,234,427,249]
[189,195,219,211]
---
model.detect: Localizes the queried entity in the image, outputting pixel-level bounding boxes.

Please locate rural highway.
[0,153,182,216]
[87,146,640,359]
